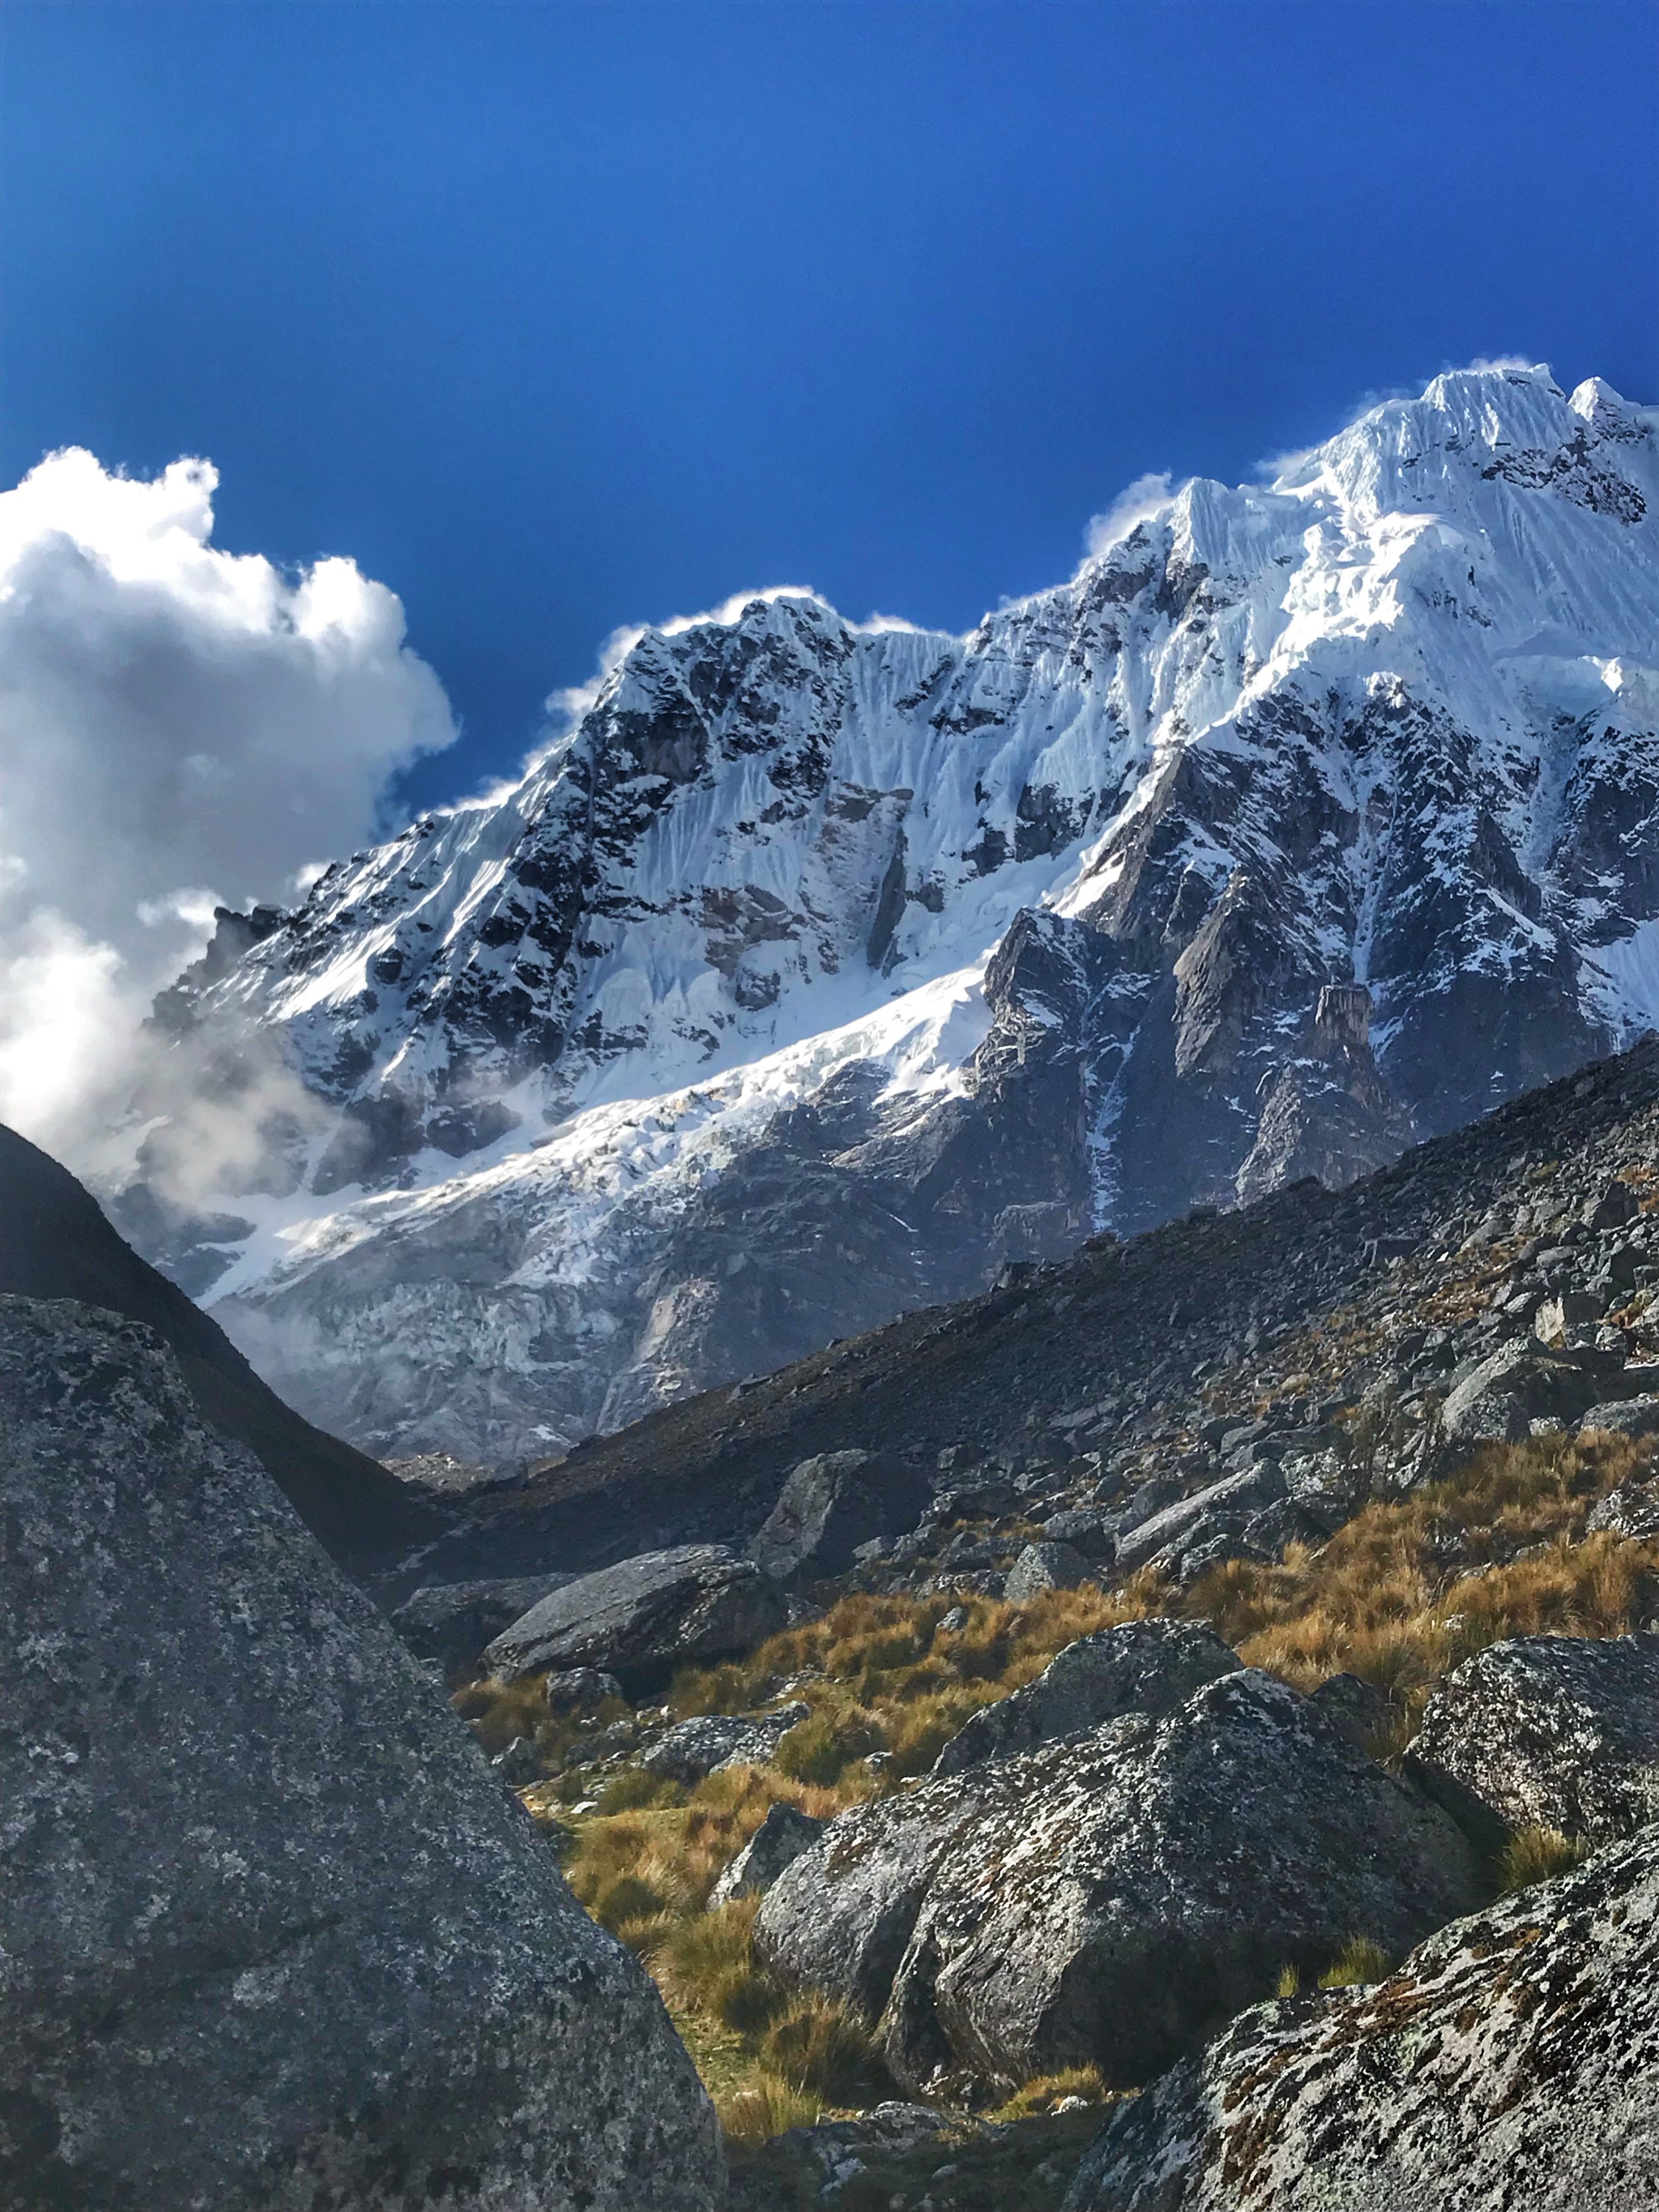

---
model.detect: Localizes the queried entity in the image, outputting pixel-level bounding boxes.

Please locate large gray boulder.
[1440,1340,1599,1445]
[482,1543,788,1687]
[748,1449,930,1582]
[1114,1464,1286,1575]
[932,1619,1238,1778]
[390,1572,574,1680]
[0,1297,722,2211]
[1064,1825,1659,2211]
[1003,1538,1094,1602]
[758,1670,1482,2097]
[1411,1633,1659,1842]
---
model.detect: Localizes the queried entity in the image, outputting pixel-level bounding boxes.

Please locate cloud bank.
[0,447,455,1162]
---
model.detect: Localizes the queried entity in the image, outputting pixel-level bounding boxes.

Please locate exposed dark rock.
[749,1448,930,1582]
[0,1296,721,2211]
[0,1122,437,1573]
[709,1803,828,1908]
[1064,1824,1659,2211]
[757,1670,1482,2097]
[390,1573,574,1679]
[1235,984,1413,1205]
[482,1544,789,1688]
[1411,1633,1659,1842]
[932,1621,1238,1779]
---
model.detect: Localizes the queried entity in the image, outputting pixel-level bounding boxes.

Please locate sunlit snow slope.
[125,366,1659,1469]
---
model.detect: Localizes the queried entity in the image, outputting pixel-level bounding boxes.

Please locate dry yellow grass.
[471,1426,1656,2143]
[1184,1428,1658,1745]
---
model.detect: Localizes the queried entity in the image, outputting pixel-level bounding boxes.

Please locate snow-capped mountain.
[122,364,1659,1471]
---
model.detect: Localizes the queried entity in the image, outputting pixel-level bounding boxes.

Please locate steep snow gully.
[119,365,1659,1470]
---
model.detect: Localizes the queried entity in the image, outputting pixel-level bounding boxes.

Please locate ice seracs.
[119,364,1659,1470]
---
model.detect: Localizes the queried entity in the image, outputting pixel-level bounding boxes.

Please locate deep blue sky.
[5,1,1658,811]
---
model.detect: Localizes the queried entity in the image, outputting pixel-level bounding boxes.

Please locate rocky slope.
[0,1295,721,2210]
[117,364,1659,1470]
[411,1031,1659,1587]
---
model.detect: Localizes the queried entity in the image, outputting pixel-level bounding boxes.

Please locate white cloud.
[1084,472,1177,560]
[0,446,455,1162]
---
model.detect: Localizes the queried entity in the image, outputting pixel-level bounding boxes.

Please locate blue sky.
[5,0,1657,811]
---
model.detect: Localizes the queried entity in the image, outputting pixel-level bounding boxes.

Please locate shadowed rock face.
[0,1296,722,2212]
[757,1670,1482,2097]
[0,1122,437,1574]
[1064,1826,1659,2212]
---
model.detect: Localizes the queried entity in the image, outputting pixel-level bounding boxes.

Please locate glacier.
[117,363,1659,1471]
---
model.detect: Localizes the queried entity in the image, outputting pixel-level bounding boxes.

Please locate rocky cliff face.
[119,364,1659,1469]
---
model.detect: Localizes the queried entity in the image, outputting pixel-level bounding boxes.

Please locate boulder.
[932,1619,1238,1779]
[1004,1540,1094,1602]
[1064,1825,1659,2211]
[709,1803,828,1907]
[1442,1340,1598,1443]
[390,1572,575,1679]
[1306,1670,1394,1750]
[1411,1633,1659,1841]
[640,1704,810,1785]
[1578,1395,1659,1440]
[1587,1479,1659,1540]
[0,1297,721,2211]
[1114,1464,1286,1575]
[482,1544,788,1688]
[758,1669,1481,2096]
[545,1666,625,1712]
[1040,1506,1118,1558]
[749,1449,930,1582]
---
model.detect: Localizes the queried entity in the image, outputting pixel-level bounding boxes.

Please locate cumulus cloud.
[1084,471,1177,560]
[0,446,455,1163]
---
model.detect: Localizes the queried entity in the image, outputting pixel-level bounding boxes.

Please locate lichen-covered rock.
[759,1670,1481,2097]
[709,1803,827,1907]
[641,1704,810,1785]
[1064,1826,1659,2211]
[932,1620,1238,1779]
[1587,1478,1659,1540]
[390,1572,574,1678]
[1004,1540,1094,1602]
[482,1543,788,1686]
[1411,1633,1659,1841]
[0,1296,722,2212]
[749,1449,930,1581]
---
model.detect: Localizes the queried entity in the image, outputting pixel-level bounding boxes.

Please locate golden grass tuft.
[989,2065,1112,2121]
[1499,1824,1593,1893]
[1317,1936,1393,1989]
